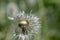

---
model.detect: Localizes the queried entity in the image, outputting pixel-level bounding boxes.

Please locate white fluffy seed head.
[12,11,41,40]
[7,3,41,40]
[17,11,41,35]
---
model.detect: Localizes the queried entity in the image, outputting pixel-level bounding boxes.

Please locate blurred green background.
[0,0,60,40]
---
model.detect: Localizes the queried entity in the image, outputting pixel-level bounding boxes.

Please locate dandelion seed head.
[12,11,41,40]
[16,11,40,34]
[7,3,41,40]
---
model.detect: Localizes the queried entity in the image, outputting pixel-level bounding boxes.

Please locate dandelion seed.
[7,2,19,20]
